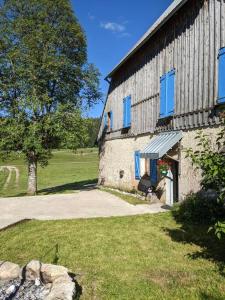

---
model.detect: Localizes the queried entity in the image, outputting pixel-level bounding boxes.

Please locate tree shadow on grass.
[37,178,98,195]
[164,220,225,276]
[199,293,225,300]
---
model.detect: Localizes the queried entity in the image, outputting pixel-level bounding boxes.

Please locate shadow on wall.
[37,178,98,195]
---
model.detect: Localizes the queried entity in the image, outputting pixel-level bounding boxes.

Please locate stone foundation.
[99,126,222,202]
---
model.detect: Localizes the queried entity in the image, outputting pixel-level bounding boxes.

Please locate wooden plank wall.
[98,0,225,141]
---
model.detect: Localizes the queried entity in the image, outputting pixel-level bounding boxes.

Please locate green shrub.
[172,193,225,224]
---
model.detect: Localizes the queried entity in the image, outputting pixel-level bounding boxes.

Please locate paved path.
[0,189,167,230]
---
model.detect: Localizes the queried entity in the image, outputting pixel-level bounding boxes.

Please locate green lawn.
[0,149,99,197]
[101,187,149,205]
[0,213,224,299]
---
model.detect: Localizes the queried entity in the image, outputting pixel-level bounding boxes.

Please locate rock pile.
[0,260,76,300]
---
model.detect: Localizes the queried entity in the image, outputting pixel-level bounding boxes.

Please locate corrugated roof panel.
[140,131,183,159]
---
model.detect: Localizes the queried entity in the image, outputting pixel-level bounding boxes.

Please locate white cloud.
[119,32,131,38]
[88,12,95,21]
[100,22,126,32]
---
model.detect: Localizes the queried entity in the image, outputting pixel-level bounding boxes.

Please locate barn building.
[98,0,225,205]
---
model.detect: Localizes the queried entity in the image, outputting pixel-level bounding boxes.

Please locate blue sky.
[72,0,173,118]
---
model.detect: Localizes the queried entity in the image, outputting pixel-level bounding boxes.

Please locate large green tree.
[0,0,101,195]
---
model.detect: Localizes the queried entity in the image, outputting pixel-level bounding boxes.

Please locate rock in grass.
[45,277,75,300]
[0,261,20,281]
[41,263,68,283]
[25,260,41,281]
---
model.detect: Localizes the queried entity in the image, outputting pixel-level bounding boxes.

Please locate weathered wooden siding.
[98,0,225,140]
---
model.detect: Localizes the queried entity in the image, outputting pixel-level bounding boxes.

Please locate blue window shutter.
[134,151,141,180]
[218,47,225,103]
[110,111,113,130]
[126,96,131,127]
[104,113,107,128]
[123,98,127,128]
[166,69,175,115]
[150,159,157,185]
[160,74,167,118]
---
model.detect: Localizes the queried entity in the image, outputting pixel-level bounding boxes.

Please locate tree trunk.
[27,156,37,196]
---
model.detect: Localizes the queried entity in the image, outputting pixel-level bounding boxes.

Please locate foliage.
[157,159,172,174]
[186,117,225,196]
[183,114,225,237]
[209,221,225,240]
[0,214,224,299]
[60,117,100,149]
[0,0,101,193]
[85,117,101,147]
[172,192,225,224]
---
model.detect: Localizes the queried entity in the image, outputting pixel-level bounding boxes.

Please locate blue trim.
[219,47,225,56]
[166,69,175,116]
[134,151,141,180]
[218,48,225,104]
[123,95,131,128]
[159,74,167,118]
[104,113,107,129]
[159,69,175,118]
[150,159,158,185]
[110,111,113,130]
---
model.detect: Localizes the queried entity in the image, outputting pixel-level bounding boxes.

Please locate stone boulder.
[25,260,41,281]
[45,277,75,300]
[41,263,69,283]
[0,261,20,281]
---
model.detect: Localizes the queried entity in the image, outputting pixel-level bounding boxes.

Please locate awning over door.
[140,131,182,159]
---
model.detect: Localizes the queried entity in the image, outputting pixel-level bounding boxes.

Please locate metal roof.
[140,131,183,159]
[106,0,188,79]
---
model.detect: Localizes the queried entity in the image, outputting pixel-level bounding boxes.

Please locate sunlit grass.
[0,150,99,197]
[0,213,224,299]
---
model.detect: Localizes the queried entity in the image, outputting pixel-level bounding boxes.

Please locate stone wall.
[98,125,222,201]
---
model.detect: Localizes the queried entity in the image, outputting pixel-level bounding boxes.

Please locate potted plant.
[158,160,171,176]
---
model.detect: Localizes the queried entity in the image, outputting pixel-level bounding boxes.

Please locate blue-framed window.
[123,95,131,128]
[134,151,141,180]
[218,47,225,104]
[160,69,175,118]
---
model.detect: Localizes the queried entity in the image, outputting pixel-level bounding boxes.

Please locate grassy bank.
[0,150,99,197]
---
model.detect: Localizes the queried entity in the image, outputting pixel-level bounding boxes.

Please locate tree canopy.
[0,0,101,194]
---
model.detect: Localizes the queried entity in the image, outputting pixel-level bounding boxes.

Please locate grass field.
[0,149,99,197]
[0,213,224,299]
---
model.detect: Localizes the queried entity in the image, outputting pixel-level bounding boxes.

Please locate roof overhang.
[105,0,188,80]
[140,131,183,159]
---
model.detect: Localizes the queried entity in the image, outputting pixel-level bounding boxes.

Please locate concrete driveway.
[0,189,167,230]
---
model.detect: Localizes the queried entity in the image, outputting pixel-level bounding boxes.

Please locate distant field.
[0,149,99,197]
